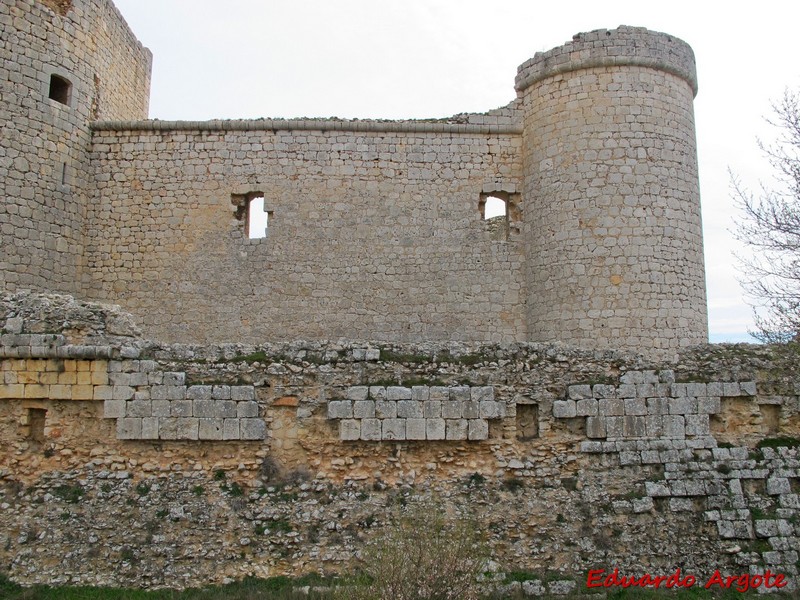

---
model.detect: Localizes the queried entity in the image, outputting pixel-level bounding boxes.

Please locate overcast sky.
[112,0,800,343]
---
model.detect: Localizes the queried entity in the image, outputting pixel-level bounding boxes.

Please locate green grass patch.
[52,484,83,504]
[756,437,800,450]
[228,351,270,364]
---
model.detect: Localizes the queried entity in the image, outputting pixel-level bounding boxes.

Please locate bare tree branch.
[732,89,800,343]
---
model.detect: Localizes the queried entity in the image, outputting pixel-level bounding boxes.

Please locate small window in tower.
[247,195,270,239]
[28,408,47,443]
[48,74,72,105]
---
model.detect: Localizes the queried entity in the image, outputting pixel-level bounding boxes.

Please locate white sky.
[112,0,800,342]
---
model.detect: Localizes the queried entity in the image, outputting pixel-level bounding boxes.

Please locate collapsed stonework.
[1,293,799,590]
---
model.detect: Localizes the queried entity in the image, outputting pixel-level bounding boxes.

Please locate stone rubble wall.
[1,294,799,590]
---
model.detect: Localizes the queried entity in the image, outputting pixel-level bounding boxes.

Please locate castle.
[3,0,798,594]
[1,0,708,356]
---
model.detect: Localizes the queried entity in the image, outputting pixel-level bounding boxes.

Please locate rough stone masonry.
[1,0,797,594]
[2,0,706,356]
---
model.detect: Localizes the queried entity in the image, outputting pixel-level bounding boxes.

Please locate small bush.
[53,484,84,504]
[347,499,488,600]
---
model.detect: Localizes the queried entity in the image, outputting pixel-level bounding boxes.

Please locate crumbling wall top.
[515,25,697,96]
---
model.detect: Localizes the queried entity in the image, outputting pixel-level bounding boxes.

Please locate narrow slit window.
[247,195,269,239]
[48,74,72,105]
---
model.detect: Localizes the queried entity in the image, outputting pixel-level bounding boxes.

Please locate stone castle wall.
[0,293,798,590]
[0,0,151,294]
[84,119,526,344]
[2,1,709,354]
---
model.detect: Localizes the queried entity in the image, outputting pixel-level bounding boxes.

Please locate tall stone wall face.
[84,123,525,344]
[1,294,798,590]
[517,27,708,355]
[0,0,151,294]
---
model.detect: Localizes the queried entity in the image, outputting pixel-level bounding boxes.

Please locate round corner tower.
[516,26,708,355]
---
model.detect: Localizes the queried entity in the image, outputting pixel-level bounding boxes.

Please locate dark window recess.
[48,74,71,105]
[516,404,539,440]
[28,408,47,442]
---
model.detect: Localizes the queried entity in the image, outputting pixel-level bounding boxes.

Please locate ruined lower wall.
[1,292,799,591]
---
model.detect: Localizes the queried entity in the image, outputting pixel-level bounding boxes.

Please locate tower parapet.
[517,26,708,354]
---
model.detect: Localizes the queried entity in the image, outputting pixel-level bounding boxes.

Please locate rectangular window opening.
[48,74,72,105]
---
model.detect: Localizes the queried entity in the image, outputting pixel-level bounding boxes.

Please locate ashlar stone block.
[186,385,212,400]
[327,400,352,419]
[369,386,387,400]
[176,417,199,440]
[576,398,598,416]
[116,417,142,440]
[199,418,223,440]
[159,418,178,440]
[468,419,488,440]
[586,416,606,439]
[599,398,624,416]
[423,400,442,418]
[223,418,240,440]
[141,417,159,440]
[450,386,470,403]
[339,419,360,441]
[426,418,446,440]
[462,400,480,419]
[411,386,429,401]
[103,399,125,419]
[685,414,710,436]
[237,401,259,418]
[406,418,426,440]
[231,386,255,401]
[429,386,449,402]
[387,386,411,401]
[446,419,468,440]
[397,400,422,418]
[240,418,266,440]
[360,418,381,441]
[347,386,369,401]
[193,399,215,418]
[442,400,462,419]
[375,399,397,419]
[480,400,505,419]
[353,400,376,418]
[553,400,576,418]
[470,386,493,402]
[171,399,193,417]
[382,418,405,440]
[568,384,592,400]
